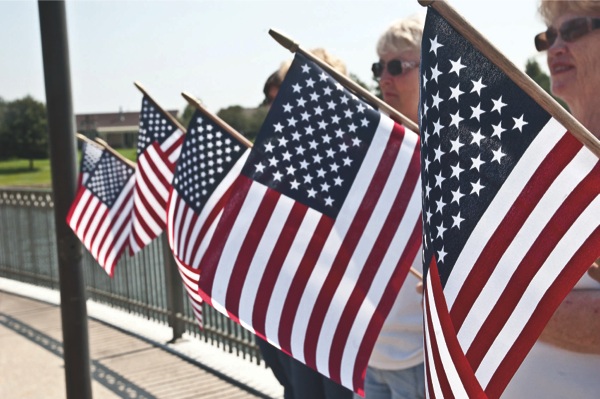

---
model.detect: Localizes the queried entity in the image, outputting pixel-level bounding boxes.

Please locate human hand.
[588,258,600,283]
[416,281,423,294]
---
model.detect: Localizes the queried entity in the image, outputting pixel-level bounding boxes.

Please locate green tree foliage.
[0,97,9,159]
[0,96,49,169]
[217,105,269,143]
[524,58,568,110]
[349,72,381,99]
[179,103,195,128]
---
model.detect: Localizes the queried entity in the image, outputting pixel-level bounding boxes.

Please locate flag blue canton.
[243,53,380,219]
[420,9,552,285]
[173,109,245,213]
[137,96,178,156]
[86,152,134,207]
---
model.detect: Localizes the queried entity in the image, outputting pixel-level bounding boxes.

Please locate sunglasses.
[535,17,600,51]
[372,59,419,78]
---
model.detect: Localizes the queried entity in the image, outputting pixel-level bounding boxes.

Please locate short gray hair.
[539,0,600,25]
[376,14,426,57]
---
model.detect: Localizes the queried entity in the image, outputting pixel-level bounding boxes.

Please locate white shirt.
[368,252,424,370]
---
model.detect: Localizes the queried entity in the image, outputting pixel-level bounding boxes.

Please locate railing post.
[38,2,92,399]
[161,234,185,341]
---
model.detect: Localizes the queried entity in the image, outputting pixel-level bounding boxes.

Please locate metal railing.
[0,187,261,364]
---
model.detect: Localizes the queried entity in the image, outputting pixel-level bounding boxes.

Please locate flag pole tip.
[181,91,193,101]
[269,28,299,53]
[418,0,435,6]
[181,91,201,107]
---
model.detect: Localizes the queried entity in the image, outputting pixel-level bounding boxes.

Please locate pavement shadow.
[0,313,156,399]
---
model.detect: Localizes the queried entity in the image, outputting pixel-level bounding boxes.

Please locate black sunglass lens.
[535,32,549,51]
[372,62,383,78]
[387,60,404,76]
[562,18,589,42]
[546,28,558,47]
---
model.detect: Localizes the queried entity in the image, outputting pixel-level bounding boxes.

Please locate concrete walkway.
[0,279,283,399]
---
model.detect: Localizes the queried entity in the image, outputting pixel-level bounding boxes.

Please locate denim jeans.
[354,363,425,399]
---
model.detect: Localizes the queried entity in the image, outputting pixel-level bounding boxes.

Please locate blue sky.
[0,0,546,115]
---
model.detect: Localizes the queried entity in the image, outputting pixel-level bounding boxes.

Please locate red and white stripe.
[129,130,184,254]
[166,150,249,270]
[197,116,422,393]
[173,256,204,327]
[429,119,600,398]
[424,259,486,399]
[67,176,135,276]
[165,150,250,328]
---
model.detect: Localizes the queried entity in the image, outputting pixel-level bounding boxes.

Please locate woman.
[374,16,422,126]
[354,14,425,399]
[503,1,600,397]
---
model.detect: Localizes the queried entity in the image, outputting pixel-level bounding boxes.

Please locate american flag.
[196,52,422,394]
[129,96,184,255]
[67,150,135,276]
[166,109,248,328]
[78,140,104,187]
[420,8,600,399]
[174,256,204,328]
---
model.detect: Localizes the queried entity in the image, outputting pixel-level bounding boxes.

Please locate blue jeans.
[354,364,425,399]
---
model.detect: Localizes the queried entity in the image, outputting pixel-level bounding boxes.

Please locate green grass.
[0,158,52,187]
[0,149,138,188]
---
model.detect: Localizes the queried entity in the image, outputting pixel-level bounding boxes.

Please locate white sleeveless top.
[368,252,424,370]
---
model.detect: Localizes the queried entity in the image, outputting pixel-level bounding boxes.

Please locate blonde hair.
[376,14,425,57]
[539,0,600,24]
[278,47,347,79]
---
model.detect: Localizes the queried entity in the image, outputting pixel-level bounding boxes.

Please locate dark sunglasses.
[535,17,600,51]
[372,59,419,78]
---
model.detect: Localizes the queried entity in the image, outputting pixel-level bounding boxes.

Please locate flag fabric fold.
[419,8,600,398]
[129,96,184,255]
[166,108,249,328]
[196,52,422,394]
[78,140,104,187]
[67,149,135,276]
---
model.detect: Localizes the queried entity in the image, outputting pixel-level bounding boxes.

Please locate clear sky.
[0,0,547,116]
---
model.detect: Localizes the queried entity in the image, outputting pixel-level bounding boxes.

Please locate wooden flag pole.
[410,267,423,280]
[418,0,600,159]
[75,132,99,146]
[180,91,252,148]
[134,81,187,133]
[94,137,136,168]
[268,29,420,134]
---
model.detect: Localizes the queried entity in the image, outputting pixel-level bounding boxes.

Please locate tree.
[524,58,568,110]
[179,103,195,128]
[0,97,9,159]
[217,105,268,143]
[349,72,381,99]
[1,96,49,168]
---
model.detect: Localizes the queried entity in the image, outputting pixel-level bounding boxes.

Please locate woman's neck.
[570,102,600,139]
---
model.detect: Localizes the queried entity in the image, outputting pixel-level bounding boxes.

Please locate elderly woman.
[373,16,422,126]
[353,14,425,399]
[503,1,600,397]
